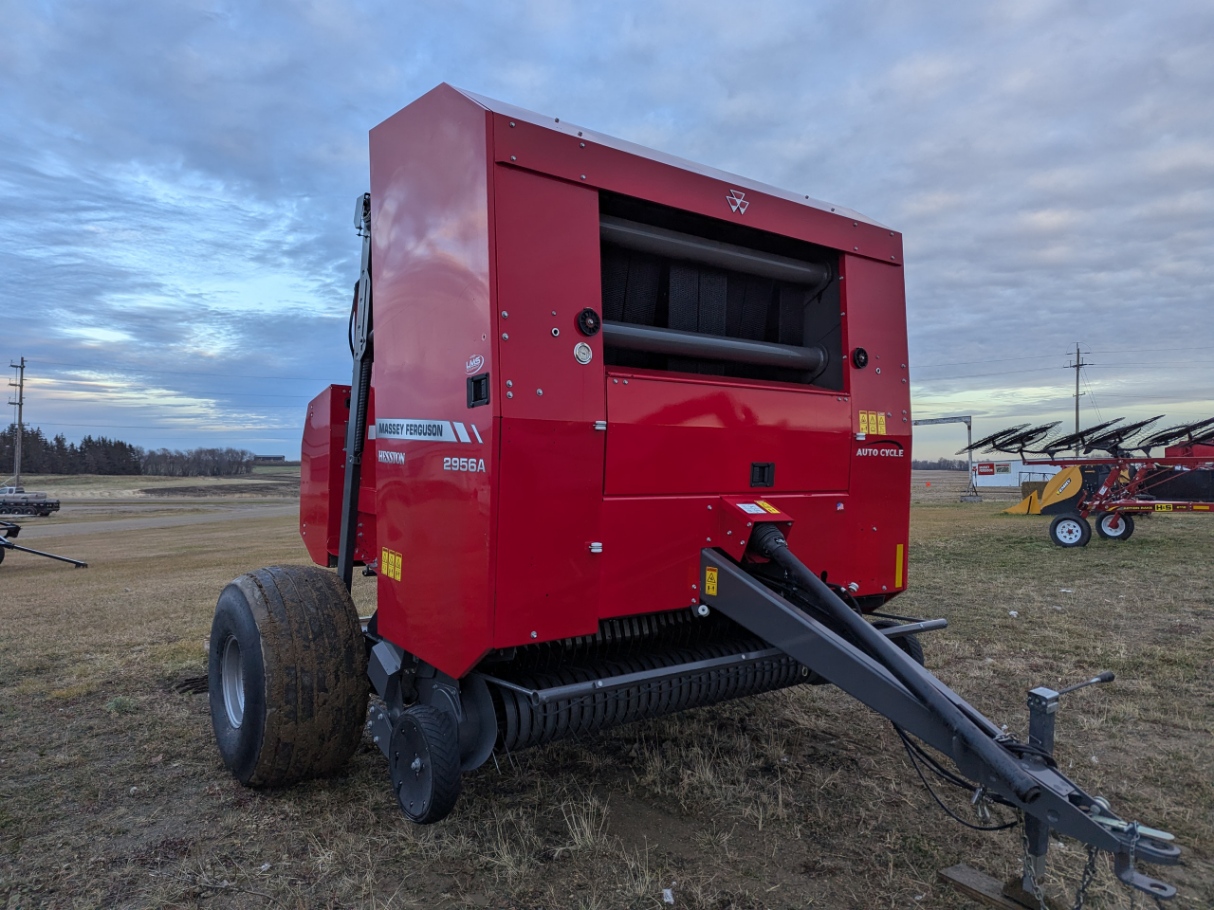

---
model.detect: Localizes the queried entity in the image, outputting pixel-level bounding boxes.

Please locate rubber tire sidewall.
[391,704,463,824]
[1049,512,1091,548]
[209,582,269,785]
[207,565,369,788]
[1096,512,1134,541]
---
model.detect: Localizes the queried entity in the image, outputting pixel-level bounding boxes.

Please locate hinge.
[593,420,607,431]
[588,542,603,553]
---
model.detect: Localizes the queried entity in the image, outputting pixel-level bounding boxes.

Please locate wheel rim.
[221,636,245,727]
[392,719,433,817]
[1056,519,1083,544]
[1102,515,1125,537]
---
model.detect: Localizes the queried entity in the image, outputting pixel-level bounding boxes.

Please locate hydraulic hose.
[749,524,1042,805]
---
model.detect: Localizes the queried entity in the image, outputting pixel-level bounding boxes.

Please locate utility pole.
[1065,344,1092,457]
[8,357,25,487]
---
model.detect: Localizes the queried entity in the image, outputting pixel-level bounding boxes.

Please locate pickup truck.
[0,486,60,517]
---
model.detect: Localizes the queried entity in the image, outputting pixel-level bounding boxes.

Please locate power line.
[913,345,1210,369]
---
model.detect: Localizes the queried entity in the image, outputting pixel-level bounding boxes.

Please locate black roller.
[489,635,803,753]
[603,322,828,373]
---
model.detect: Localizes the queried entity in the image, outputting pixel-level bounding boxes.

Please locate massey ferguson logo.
[856,442,905,458]
[726,189,749,214]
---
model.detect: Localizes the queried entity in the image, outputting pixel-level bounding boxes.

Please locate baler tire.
[1095,512,1135,541]
[872,620,924,667]
[1049,512,1091,548]
[389,704,462,824]
[208,565,368,788]
[0,547,5,565]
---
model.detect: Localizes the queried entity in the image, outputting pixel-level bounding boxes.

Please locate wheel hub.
[390,718,433,815]
[1057,520,1083,544]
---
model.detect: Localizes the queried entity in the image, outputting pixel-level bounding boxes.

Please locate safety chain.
[1069,845,1100,910]
[1021,823,1050,910]
[1019,821,1101,910]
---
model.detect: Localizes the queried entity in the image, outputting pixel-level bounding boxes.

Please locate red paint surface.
[302,84,913,678]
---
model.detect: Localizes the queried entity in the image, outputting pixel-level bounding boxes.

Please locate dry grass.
[0,490,1210,909]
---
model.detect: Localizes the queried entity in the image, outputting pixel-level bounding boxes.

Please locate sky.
[2,0,1212,462]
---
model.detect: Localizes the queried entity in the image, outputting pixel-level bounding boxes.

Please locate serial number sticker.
[738,503,766,515]
[755,500,780,514]
[704,566,718,596]
[1154,503,1173,512]
[381,548,403,582]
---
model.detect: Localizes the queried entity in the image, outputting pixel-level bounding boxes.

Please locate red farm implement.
[966,417,1214,547]
[206,85,1182,903]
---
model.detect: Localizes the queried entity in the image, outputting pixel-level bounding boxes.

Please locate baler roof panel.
[444,84,900,253]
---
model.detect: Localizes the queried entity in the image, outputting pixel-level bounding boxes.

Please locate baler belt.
[734,276,774,341]
[777,284,806,347]
[622,254,661,327]
[601,248,630,323]
[668,263,728,374]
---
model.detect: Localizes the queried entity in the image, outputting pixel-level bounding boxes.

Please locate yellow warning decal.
[859,410,888,435]
[755,500,780,514]
[895,543,904,588]
[704,566,718,596]
[1154,503,1173,512]
[1195,504,1210,511]
[381,547,403,581]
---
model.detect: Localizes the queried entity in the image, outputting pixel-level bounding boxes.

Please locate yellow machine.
[1004,466,1084,515]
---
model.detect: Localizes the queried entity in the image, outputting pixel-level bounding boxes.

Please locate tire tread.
[220,565,368,787]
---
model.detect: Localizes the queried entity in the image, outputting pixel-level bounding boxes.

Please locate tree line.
[2,425,256,477]
[910,458,970,471]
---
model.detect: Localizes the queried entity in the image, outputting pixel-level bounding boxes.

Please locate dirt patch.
[0,500,1210,908]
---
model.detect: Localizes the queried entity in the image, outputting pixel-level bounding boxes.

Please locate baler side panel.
[300,384,377,568]
[300,385,346,567]
[838,254,911,596]
[368,85,498,678]
[491,166,605,646]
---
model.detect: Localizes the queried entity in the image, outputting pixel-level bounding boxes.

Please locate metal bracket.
[337,193,375,590]
[698,548,1180,895]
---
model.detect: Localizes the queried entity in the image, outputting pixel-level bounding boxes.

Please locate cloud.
[2,0,1212,458]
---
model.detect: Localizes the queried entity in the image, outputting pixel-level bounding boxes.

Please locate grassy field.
[13,467,301,499]
[0,488,1210,909]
